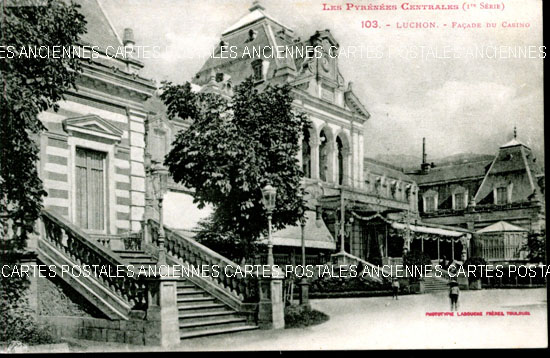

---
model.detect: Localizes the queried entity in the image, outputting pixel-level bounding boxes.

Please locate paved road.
[79,288,548,351]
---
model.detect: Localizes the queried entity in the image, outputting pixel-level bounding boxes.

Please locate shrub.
[310,274,389,294]
[284,304,329,329]
[1,304,57,345]
[403,250,431,283]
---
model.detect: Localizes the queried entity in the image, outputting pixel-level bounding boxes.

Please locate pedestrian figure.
[391,277,400,300]
[449,281,459,311]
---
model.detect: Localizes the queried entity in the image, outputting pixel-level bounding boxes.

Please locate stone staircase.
[36,209,261,345]
[423,275,450,292]
[114,250,259,339]
[113,250,157,268]
[176,280,258,339]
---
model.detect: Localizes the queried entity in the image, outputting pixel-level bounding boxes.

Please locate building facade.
[409,134,545,234]
[144,2,480,266]
[37,0,155,245]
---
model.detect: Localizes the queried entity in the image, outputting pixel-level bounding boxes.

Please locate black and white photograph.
[0,0,546,352]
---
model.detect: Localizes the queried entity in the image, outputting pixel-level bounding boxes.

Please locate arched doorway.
[319,130,328,182]
[302,127,311,178]
[337,136,344,185]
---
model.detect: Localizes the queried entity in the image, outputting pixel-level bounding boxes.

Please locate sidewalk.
[68,288,548,351]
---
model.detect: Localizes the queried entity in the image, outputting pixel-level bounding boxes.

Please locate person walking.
[391,277,400,300]
[449,281,459,311]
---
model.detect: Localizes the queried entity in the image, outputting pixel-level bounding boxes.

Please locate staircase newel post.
[144,267,180,347]
[257,267,285,330]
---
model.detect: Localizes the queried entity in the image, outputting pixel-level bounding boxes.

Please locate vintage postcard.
[0,0,546,352]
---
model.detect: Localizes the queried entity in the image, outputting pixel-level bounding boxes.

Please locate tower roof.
[222,2,292,36]
[500,126,529,149]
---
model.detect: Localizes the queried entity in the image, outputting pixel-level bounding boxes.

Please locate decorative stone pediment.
[63,114,123,142]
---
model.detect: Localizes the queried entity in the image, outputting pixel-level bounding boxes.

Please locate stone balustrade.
[147,219,259,303]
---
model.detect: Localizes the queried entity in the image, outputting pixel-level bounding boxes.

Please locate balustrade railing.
[40,210,150,311]
[148,219,259,303]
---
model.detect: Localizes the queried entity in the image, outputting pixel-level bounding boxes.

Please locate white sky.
[101,0,544,162]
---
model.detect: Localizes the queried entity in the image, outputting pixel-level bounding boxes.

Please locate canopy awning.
[476,221,528,233]
[391,222,466,238]
[259,210,336,250]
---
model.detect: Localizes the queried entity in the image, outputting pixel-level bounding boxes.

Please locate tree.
[1,0,86,248]
[522,230,546,264]
[1,0,86,343]
[162,78,308,261]
[402,249,431,282]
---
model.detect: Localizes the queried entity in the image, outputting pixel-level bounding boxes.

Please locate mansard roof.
[73,0,122,50]
[364,158,415,183]
[410,159,491,185]
[194,3,369,120]
[500,138,526,149]
[222,6,292,36]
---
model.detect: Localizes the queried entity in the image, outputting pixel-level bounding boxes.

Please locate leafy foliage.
[403,250,431,282]
[1,0,86,248]
[162,78,309,261]
[1,300,57,345]
[193,214,264,263]
[310,274,389,294]
[522,230,546,264]
[284,304,329,329]
[1,1,86,342]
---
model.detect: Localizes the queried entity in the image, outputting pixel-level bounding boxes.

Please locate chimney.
[249,0,265,12]
[421,137,431,173]
[123,28,135,49]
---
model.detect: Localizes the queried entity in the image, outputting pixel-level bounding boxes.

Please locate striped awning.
[391,222,465,238]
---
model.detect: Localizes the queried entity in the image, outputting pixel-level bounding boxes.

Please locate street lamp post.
[261,184,277,267]
[152,164,169,265]
[299,211,310,308]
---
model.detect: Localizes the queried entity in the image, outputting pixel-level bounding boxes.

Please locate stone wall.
[36,316,153,345]
[37,274,102,318]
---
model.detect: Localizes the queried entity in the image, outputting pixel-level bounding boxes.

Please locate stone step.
[177,290,209,299]
[179,317,247,333]
[178,303,229,314]
[177,297,216,305]
[179,325,258,340]
[114,251,152,258]
[177,283,196,289]
[178,310,240,324]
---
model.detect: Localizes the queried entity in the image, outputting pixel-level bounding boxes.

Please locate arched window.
[302,127,311,178]
[319,130,328,182]
[337,136,344,185]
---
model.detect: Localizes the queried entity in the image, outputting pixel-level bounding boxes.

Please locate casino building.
[147,1,474,266]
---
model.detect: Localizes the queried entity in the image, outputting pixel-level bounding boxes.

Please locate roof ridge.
[96,0,122,46]
[363,157,404,172]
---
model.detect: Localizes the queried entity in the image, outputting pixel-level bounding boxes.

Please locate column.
[258,271,285,329]
[144,270,180,347]
[326,140,335,183]
[310,138,319,180]
[451,240,455,261]
[342,148,351,186]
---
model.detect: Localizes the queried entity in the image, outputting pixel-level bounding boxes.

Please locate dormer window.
[425,196,436,212]
[452,187,468,210]
[248,29,258,42]
[454,192,465,210]
[423,190,438,213]
[496,187,508,205]
[251,59,266,81]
